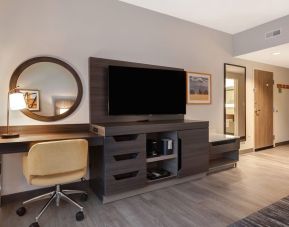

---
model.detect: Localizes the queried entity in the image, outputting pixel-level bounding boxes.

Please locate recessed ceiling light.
[272,52,281,55]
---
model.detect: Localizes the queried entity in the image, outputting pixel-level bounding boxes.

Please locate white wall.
[273,71,289,143]
[1,0,289,195]
[233,15,289,56]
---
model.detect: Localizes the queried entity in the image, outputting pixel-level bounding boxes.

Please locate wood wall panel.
[89,57,185,124]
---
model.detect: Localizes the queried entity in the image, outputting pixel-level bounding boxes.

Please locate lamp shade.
[9,92,26,110]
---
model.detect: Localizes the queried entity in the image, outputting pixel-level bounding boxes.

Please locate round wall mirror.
[10,57,83,122]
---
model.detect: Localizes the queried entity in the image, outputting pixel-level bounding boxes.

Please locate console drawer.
[210,139,239,154]
[105,150,145,172]
[104,134,146,154]
[104,168,146,195]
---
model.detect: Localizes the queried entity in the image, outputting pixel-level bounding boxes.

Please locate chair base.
[17,185,87,225]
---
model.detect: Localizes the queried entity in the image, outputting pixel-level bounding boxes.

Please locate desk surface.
[0,132,103,144]
[0,132,103,154]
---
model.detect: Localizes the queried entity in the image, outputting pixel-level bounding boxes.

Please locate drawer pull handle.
[114,153,138,161]
[113,171,139,181]
[113,135,138,142]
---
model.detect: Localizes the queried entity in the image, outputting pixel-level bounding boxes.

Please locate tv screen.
[108,66,186,115]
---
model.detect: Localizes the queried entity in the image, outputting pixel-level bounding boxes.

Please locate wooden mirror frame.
[10,56,83,122]
[224,63,246,141]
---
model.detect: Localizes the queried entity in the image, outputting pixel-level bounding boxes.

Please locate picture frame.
[186,72,211,104]
[19,89,40,111]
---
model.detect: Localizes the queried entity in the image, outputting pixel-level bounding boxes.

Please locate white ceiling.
[119,0,289,34]
[237,43,289,68]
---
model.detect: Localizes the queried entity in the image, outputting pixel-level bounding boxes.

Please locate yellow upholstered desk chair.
[16,139,88,227]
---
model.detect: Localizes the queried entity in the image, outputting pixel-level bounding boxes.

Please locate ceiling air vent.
[265,29,281,39]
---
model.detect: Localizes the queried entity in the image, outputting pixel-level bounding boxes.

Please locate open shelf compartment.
[209,150,239,170]
[147,154,177,163]
[146,131,179,183]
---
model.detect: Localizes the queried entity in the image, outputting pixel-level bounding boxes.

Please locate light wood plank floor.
[1,145,289,227]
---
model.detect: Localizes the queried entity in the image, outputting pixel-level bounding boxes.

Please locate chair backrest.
[27,139,88,176]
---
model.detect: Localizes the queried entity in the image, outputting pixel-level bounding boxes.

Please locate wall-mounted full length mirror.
[10,57,83,122]
[224,64,246,141]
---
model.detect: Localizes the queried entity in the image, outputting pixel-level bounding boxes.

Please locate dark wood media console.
[88,57,238,203]
[89,120,209,202]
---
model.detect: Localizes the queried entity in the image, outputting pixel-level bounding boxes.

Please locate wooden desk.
[0,125,103,206]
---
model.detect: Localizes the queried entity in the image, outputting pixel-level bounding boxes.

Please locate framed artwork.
[20,89,40,111]
[186,72,211,104]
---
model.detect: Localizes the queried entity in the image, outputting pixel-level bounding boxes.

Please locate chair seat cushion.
[30,169,86,186]
[23,153,86,186]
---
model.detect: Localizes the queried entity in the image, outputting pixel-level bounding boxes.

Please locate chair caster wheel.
[16,207,26,216]
[76,211,84,221]
[29,222,40,227]
[80,193,88,202]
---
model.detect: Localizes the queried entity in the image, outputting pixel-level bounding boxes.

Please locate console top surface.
[92,119,209,136]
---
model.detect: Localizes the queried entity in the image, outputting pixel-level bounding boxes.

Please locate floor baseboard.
[239,148,254,155]
[275,140,289,147]
[255,146,274,152]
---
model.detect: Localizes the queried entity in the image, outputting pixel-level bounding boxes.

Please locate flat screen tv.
[108,66,186,115]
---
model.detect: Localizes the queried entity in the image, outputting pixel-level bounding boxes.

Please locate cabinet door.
[178,129,209,177]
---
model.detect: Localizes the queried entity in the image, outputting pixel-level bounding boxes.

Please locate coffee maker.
[161,138,173,155]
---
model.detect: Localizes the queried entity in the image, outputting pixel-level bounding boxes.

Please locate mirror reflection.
[224,64,246,141]
[16,62,78,117]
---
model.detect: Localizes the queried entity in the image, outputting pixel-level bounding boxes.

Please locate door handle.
[255,109,261,116]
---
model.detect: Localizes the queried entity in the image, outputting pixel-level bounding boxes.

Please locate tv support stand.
[89,119,209,203]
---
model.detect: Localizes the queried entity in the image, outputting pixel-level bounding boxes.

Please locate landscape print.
[187,72,211,104]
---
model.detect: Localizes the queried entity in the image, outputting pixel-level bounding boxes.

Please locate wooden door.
[254,70,273,150]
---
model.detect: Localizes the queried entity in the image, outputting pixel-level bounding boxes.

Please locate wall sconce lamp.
[1,87,26,139]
